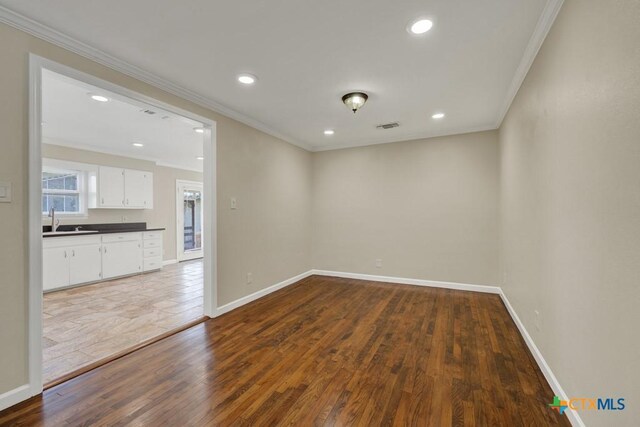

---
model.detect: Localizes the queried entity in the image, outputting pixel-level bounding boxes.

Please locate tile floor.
[42,259,203,384]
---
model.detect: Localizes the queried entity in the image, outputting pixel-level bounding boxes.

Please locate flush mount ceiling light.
[89,93,109,102]
[432,112,445,119]
[237,73,257,85]
[132,142,144,147]
[194,127,204,134]
[196,156,204,160]
[324,129,335,135]
[408,18,433,35]
[342,92,368,113]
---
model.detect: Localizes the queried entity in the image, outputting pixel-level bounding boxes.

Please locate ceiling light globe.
[342,92,369,113]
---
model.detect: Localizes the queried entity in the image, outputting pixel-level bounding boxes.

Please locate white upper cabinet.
[98,166,125,208]
[124,169,153,208]
[89,166,153,209]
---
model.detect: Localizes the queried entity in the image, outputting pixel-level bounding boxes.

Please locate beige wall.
[499,1,640,425]
[312,131,500,286]
[0,22,312,395]
[42,143,203,262]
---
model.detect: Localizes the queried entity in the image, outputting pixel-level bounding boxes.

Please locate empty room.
[0,1,637,426]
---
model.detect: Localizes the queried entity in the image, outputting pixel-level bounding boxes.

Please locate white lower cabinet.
[43,247,71,291]
[43,235,102,291]
[70,243,103,285]
[142,231,163,272]
[43,231,163,292]
[102,233,143,279]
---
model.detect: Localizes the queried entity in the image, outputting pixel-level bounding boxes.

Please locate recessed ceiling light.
[237,73,257,85]
[432,112,445,119]
[408,18,433,35]
[132,142,144,147]
[324,129,335,136]
[196,156,204,160]
[194,127,204,134]
[89,94,109,102]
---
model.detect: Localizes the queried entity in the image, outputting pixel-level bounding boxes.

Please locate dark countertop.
[43,222,165,238]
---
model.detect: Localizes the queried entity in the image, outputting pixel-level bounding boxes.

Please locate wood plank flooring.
[42,259,203,384]
[1,275,570,426]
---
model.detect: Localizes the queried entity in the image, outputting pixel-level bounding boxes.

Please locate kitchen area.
[40,69,206,385]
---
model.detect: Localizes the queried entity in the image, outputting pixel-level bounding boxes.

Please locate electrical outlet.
[375,259,382,268]
[534,310,541,331]
[231,197,237,210]
[247,272,253,284]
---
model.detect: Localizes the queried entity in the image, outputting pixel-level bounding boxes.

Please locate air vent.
[141,109,157,115]
[376,122,399,130]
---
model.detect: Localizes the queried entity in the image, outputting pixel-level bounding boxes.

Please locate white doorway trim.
[27,54,218,400]
[176,180,204,262]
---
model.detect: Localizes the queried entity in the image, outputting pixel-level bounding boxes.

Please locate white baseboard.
[0,384,32,412]
[311,269,502,294]
[215,270,314,316]
[162,259,178,266]
[499,290,584,427]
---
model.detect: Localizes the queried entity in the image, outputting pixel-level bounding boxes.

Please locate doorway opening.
[177,180,204,261]
[28,55,217,394]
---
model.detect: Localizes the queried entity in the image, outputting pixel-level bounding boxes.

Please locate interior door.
[177,180,204,261]
[69,244,102,285]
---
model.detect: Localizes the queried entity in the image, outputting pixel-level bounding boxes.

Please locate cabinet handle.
[64,251,67,258]
[101,198,104,204]
[72,250,75,257]
[104,247,107,253]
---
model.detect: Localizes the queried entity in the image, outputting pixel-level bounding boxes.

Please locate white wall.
[499,1,640,425]
[312,130,500,286]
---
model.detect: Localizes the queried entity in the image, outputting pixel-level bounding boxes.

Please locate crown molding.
[494,0,565,128]
[310,123,497,152]
[0,5,309,151]
[1,2,563,153]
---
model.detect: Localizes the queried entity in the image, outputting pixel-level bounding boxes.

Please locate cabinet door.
[124,169,148,208]
[99,166,125,207]
[43,247,70,291]
[102,241,142,279]
[142,172,153,209]
[69,244,102,285]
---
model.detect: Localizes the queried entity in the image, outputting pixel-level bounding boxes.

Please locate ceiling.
[42,70,205,172]
[1,0,554,151]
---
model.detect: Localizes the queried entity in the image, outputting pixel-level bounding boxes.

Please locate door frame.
[176,179,204,261]
[28,54,218,398]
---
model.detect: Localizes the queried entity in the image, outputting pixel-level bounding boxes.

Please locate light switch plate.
[0,182,11,203]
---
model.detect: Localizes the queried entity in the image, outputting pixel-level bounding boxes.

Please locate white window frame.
[41,159,92,219]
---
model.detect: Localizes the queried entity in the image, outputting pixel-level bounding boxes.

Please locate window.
[42,169,85,216]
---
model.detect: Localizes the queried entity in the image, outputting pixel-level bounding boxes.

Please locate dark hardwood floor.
[0,275,570,426]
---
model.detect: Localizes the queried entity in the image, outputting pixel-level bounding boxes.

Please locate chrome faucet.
[48,207,60,232]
